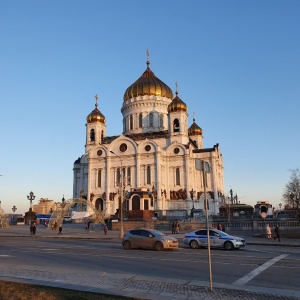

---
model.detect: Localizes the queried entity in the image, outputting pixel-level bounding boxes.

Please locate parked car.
[183,229,246,250]
[122,229,178,251]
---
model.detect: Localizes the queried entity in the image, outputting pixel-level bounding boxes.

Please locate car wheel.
[190,240,199,249]
[123,241,132,250]
[224,241,234,251]
[154,241,164,251]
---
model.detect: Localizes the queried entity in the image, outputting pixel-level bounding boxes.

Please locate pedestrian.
[217,223,222,230]
[172,220,176,234]
[104,224,108,235]
[175,220,180,234]
[274,224,281,242]
[29,224,33,235]
[266,223,272,239]
[32,223,36,235]
[58,225,62,235]
[222,224,226,232]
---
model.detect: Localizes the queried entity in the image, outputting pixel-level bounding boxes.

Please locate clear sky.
[1,1,299,215]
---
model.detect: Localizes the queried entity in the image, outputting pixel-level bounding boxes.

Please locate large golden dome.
[123,61,173,101]
[167,91,188,113]
[188,119,202,135]
[86,95,106,123]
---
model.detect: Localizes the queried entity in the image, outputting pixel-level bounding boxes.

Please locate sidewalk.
[1,224,300,300]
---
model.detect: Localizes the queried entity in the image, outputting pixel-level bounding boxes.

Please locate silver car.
[122,229,178,251]
[183,229,246,250]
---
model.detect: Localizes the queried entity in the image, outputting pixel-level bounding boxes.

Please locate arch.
[48,198,107,228]
[95,198,104,211]
[132,195,141,210]
[173,119,180,132]
[90,129,95,141]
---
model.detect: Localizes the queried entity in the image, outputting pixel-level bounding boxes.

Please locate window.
[98,170,102,187]
[127,167,131,186]
[90,129,95,141]
[160,114,164,127]
[149,112,154,127]
[147,166,151,185]
[117,168,121,185]
[176,168,180,185]
[130,114,133,130]
[139,113,143,128]
[173,119,180,132]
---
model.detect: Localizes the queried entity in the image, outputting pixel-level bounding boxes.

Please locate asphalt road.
[1,237,300,294]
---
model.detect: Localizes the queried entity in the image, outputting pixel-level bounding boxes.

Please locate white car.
[183,229,246,250]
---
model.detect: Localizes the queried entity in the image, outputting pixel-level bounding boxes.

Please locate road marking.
[0,255,11,257]
[233,254,289,286]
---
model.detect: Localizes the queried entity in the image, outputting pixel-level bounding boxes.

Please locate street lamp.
[27,191,35,209]
[189,188,195,218]
[110,151,124,238]
[279,203,282,211]
[12,205,17,224]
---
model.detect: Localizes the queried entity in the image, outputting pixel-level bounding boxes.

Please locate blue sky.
[1,1,299,214]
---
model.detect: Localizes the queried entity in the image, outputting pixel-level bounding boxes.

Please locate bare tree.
[282,168,300,220]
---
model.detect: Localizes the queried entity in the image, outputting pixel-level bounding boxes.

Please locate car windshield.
[215,230,229,237]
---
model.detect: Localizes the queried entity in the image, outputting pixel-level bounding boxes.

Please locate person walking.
[222,224,226,232]
[104,224,108,235]
[32,223,36,235]
[175,220,180,234]
[172,220,176,234]
[58,225,62,235]
[274,224,281,242]
[266,224,272,238]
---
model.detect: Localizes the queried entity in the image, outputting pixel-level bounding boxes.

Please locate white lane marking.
[233,254,289,286]
[0,255,11,257]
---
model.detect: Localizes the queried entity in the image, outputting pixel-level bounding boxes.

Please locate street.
[1,237,299,294]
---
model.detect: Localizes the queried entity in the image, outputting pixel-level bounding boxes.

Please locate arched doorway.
[132,195,141,210]
[95,198,104,211]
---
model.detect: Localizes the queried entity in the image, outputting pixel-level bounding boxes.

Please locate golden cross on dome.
[175,82,178,95]
[193,111,195,122]
[94,94,98,108]
[146,49,150,61]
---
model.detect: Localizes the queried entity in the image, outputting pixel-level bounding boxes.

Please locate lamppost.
[189,188,195,218]
[27,191,35,210]
[12,205,17,224]
[110,151,124,238]
[279,203,282,211]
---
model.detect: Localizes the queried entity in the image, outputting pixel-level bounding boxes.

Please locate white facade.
[73,60,225,219]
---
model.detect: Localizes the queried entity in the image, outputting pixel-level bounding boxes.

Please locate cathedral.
[73,58,225,220]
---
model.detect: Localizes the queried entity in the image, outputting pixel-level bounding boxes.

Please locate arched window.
[139,113,143,128]
[123,118,126,132]
[98,169,102,187]
[130,115,133,130]
[147,166,151,185]
[90,129,95,141]
[117,168,121,185]
[127,167,131,186]
[101,130,104,142]
[149,112,154,127]
[176,167,180,185]
[173,119,180,133]
[160,114,164,127]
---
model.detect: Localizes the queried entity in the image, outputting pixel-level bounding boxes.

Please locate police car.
[183,228,246,250]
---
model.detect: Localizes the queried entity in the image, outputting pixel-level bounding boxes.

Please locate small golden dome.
[123,61,173,101]
[86,94,106,123]
[188,119,202,136]
[167,91,188,113]
[86,108,105,123]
